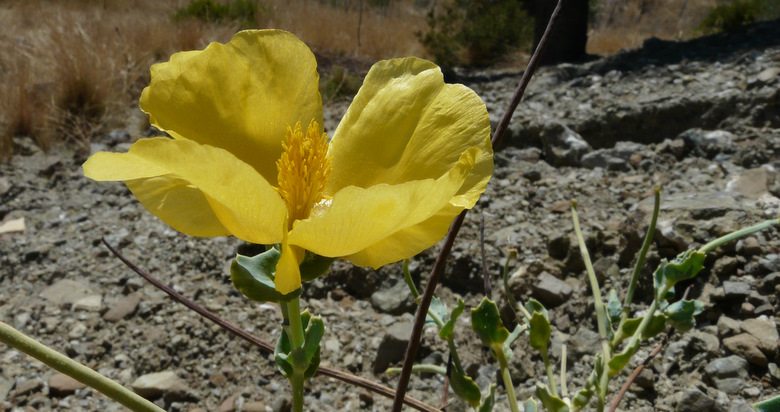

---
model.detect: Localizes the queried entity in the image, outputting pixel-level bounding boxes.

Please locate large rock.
[725,168,775,199]
[373,319,414,374]
[131,371,196,402]
[48,373,86,396]
[540,123,592,167]
[39,280,93,306]
[580,141,644,171]
[102,293,142,322]
[741,318,779,358]
[676,387,721,412]
[370,280,415,315]
[679,128,736,158]
[531,272,573,307]
[723,333,768,367]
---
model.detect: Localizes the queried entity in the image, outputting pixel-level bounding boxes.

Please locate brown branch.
[102,239,440,412]
[390,0,566,410]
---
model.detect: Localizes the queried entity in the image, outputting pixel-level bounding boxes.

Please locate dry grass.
[0,0,237,155]
[261,0,427,60]
[587,0,718,54]
[0,0,743,159]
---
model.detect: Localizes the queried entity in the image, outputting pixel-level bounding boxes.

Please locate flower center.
[276,120,331,228]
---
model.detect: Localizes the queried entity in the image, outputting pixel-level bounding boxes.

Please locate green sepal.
[653,249,706,297]
[478,384,497,412]
[665,299,704,332]
[535,384,570,412]
[472,297,509,348]
[523,398,538,412]
[427,297,447,326]
[449,369,482,407]
[299,251,335,282]
[528,310,551,354]
[439,298,465,339]
[607,289,622,326]
[231,249,301,303]
[274,311,323,381]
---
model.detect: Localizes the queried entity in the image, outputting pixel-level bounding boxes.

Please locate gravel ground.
[1,20,779,412]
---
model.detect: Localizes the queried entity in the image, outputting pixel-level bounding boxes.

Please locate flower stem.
[494,346,520,412]
[698,218,780,254]
[290,368,305,412]
[0,321,163,412]
[282,298,306,412]
[284,298,305,349]
[571,201,612,409]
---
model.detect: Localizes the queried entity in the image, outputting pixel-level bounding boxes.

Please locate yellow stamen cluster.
[276,120,331,228]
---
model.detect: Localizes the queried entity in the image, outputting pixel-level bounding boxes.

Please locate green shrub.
[417,0,532,68]
[320,66,362,103]
[698,0,780,34]
[698,0,759,33]
[173,0,260,26]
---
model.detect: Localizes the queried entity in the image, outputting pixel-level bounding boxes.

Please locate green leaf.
[643,314,668,339]
[472,297,509,347]
[525,298,548,319]
[754,393,780,412]
[231,249,301,303]
[572,388,593,409]
[665,299,704,332]
[478,384,497,412]
[607,289,622,326]
[653,249,706,295]
[439,298,465,339]
[523,398,538,412]
[299,251,335,282]
[620,315,668,341]
[528,311,551,353]
[427,297,447,326]
[449,370,481,407]
[608,339,639,377]
[535,385,570,412]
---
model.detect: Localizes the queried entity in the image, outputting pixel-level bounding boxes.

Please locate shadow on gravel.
[591,18,780,74]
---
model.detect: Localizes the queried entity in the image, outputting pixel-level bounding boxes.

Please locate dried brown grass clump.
[588,0,717,54]
[261,0,428,60]
[0,0,236,158]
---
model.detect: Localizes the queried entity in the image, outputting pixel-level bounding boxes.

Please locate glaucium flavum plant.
[83,29,493,410]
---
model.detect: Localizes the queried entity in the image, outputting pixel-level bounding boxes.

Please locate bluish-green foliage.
[418,0,533,67]
[173,0,260,26]
[698,0,780,34]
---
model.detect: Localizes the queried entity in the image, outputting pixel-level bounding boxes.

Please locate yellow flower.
[83,30,493,295]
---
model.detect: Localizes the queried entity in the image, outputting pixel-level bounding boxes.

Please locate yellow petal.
[288,148,479,259]
[140,30,323,184]
[83,138,287,244]
[344,204,461,268]
[327,57,493,209]
[274,239,302,295]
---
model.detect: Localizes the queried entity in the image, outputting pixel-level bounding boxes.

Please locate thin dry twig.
[390,1,566,409]
[102,239,441,412]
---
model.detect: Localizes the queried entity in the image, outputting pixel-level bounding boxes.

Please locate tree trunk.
[533,0,589,65]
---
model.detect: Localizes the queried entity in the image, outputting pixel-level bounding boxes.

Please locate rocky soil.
[1,20,780,412]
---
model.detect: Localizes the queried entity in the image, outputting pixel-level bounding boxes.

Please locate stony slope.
[1,20,779,412]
